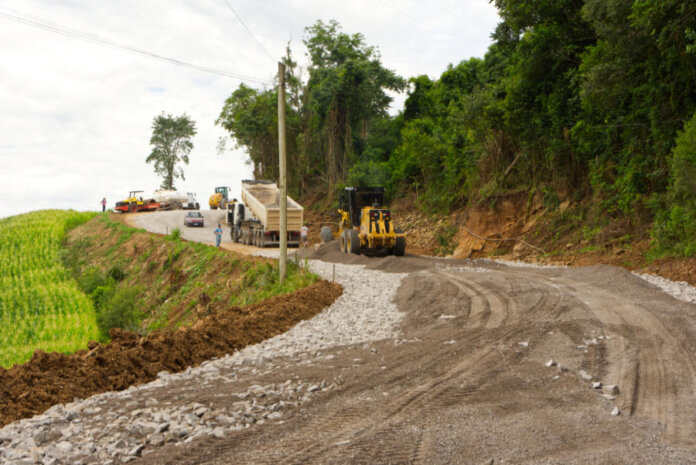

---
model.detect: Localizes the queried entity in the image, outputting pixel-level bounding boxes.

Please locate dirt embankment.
[332,190,696,286]
[0,280,342,427]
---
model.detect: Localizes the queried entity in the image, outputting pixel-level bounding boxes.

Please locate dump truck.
[321,186,405,256]
[227,180,303,247]
[209,186,232,209]
[114,191,160,213]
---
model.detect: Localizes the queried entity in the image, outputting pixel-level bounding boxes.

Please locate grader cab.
[321,187,405,256]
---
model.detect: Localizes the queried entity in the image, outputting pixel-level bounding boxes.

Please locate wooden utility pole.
[278,61,287,283]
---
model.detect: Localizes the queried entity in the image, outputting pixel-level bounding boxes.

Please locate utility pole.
[278,61,287,283]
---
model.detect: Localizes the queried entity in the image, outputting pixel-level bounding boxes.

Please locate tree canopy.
[217,6,696,254]
[146,113,197,190]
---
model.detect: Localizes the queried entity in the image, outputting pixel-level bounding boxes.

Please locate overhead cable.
[377,0,489,43]
[221,0,274,62]
[0,9,270,84]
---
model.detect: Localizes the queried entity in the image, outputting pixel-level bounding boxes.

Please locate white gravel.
[633,272,696,304]
[492,258,696,306]
[0,260,407,465]
[239,260,407,359]
[489,258,565,269]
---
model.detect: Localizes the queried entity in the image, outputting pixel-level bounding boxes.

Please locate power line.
[0,9,270,84]
[221,0,274,62]
[432,0,492,37]
[377,0,490,44]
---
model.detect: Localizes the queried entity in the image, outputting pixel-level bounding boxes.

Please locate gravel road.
[3,212,696,464]
[130,210,259,255]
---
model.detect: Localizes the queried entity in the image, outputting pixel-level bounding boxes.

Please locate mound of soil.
[0,280,342,427]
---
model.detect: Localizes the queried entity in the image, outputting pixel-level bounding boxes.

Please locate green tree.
[576,0,696,212]
[652,110,696,256]
[146,113,197,189]
[303,20,406,187]
[216,47,306,194]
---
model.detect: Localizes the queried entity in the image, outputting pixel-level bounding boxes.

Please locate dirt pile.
[0,280,342,427]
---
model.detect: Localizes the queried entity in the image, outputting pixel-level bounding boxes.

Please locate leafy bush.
[94,285,143,337]
[652,111,696,256]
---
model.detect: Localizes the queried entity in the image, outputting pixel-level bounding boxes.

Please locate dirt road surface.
[10,212,696,463]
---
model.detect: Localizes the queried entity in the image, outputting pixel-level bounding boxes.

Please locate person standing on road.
[100,197,107,212]
[300,224,309,248]
[214,223,223,247]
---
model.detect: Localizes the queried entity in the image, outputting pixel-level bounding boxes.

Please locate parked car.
[184,211,204,227]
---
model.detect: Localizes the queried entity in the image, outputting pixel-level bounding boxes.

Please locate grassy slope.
[62,214,318,337]
[0,210,98,368]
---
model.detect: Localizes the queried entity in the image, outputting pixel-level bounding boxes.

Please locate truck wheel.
[340,230,348,253]
[347,229,360,254]
[195,203,200,210]
[392,228,406,256]
[321,226,333,244]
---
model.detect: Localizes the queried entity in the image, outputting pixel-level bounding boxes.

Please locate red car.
[184,211,204,227]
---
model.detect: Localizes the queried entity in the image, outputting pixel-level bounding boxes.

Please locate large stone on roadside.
[604,384,620,395]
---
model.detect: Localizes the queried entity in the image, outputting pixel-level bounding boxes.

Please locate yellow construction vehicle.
[114,191,160,213]
[321,187,406,256]
[208,186,231,209]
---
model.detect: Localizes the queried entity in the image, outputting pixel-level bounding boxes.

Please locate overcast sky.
[0,0,499,219]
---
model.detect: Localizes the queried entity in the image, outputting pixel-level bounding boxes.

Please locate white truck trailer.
[227,180,304,247]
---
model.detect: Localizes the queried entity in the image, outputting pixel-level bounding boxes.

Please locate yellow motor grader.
[321,187,406,256]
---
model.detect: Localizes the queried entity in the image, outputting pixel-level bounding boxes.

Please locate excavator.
[321,187,406,256]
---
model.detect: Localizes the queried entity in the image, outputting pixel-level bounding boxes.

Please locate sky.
[0,0,500,219]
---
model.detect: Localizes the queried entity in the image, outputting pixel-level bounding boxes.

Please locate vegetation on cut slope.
[61,215,318,340]
[217,3,696,257]
[0,210,98,368]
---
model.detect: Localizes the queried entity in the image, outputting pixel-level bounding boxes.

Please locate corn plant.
[0,210,98,368]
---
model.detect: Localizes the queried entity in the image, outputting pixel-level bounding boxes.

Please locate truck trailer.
[227,180,304,247]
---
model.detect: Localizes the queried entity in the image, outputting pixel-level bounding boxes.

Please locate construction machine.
[114,191,160,213]
[209,186,231,210]
[321,187,405,256]
[182,192,200,210]
[227,180,303,247]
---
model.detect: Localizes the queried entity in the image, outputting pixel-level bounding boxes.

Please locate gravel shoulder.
[4,214,696,464]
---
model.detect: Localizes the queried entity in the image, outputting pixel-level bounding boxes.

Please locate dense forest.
[216,1,696,256]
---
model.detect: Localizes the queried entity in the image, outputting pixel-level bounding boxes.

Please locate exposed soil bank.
[0,280,342,427]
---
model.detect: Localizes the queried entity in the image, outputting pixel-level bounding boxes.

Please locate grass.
[0,210,98,368]
[63,214,320,335]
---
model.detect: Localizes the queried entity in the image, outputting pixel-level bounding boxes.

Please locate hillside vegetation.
[218,2,696,258]
[0,210,98,368]
[0,211,320,369]
[62,215,318,338]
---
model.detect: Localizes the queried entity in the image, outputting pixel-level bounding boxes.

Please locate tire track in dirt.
[243,272,566,465]
[554,274,696,445]
[127,251,696,463]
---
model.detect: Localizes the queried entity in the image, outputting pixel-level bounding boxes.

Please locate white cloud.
[0,0,499,218]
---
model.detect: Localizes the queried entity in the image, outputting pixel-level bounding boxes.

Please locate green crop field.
[0,210,98,368]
